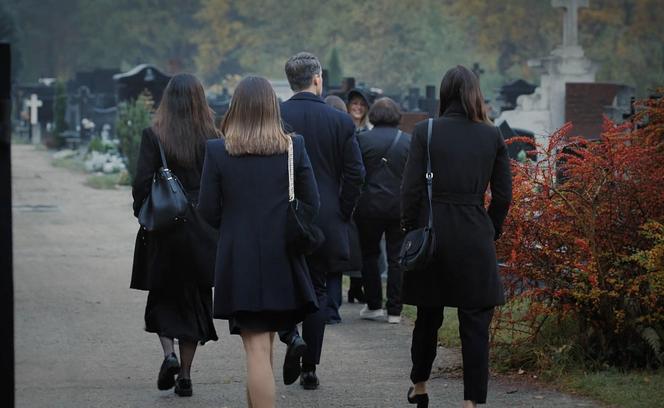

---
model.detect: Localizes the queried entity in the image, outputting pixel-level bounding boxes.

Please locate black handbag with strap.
[138,138,190,232]
[399,118,436,272]
[285,137,325,255]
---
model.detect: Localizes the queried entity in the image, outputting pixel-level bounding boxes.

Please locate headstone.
[496,0,595,150]
[113,64,171,106]
[565,83,634,140]
[26,93,43,144]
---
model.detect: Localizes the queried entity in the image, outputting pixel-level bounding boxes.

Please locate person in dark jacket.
[131,73,219,397]
[198,76,319,408]
[347,88,372,133]
[278,52,365,390]
[355,97,411,324]
[401,66,512,408]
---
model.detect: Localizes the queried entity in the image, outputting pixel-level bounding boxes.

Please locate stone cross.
[26,93,43,125]
[552,0,589,47]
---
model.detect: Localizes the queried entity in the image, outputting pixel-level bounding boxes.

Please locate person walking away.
[401,65,512,408]
[131,73,219,397]
[355,97,411,324]
[323,93,362,324]
[198,76,319,408]
[324,95,347,113]
[278,52,365,390]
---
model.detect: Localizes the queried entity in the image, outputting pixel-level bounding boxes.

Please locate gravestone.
[113,64,171,106]
[25,93,43,144]
[496,0,596,148]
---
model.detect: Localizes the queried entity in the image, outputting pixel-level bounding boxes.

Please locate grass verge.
[563,369,663,408]
[52,156,86,172]
[85,173,121,189]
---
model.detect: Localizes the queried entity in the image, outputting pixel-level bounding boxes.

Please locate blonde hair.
[221,76,290,156]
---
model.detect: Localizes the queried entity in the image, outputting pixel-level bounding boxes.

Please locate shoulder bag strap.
[288,137,295,202]
[425,119,434,229]
[381,129,403,176]
[381,129,402,163]
[155,137,169,170]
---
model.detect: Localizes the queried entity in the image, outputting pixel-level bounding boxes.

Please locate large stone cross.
[552,0,589,47]
[26,93,43,125]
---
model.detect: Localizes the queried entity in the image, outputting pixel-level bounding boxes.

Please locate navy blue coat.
[281,92,366,273]
[197,134,319,319]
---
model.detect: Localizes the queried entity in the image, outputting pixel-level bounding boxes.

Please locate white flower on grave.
[81,118,95,130]
[127,120,132,126]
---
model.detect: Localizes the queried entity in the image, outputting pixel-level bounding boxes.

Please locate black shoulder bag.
[138,138,189,232]
[285,137,325,255]
[398,119,436,272]
[381,129,403,178]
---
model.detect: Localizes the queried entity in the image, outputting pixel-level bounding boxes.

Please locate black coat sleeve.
[339,129,366,220]
[487,129,513,240]
[197,141,223,228]
[400,123,426,231]
[131,129,158,217]
[294,135,320,215]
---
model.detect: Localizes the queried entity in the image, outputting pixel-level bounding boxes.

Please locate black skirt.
[144,284,218,345]
[228,310,302,335]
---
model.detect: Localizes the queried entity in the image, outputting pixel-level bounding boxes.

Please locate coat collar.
[289,91,325,104]
[441,100,467,118]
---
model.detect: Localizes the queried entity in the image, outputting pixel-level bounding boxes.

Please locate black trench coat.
[130,128,217,292]
[401,103,512,308]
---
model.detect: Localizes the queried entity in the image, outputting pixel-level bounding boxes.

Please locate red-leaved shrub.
[494,93,664,368]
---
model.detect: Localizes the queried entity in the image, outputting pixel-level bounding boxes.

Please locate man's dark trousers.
[279,255,327,366]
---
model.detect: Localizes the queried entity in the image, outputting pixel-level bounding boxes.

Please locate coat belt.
[431,192,484,206]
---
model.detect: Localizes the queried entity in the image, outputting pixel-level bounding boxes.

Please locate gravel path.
[13,145,599,407]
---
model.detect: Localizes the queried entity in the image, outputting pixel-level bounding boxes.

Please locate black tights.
[158,335,198,379]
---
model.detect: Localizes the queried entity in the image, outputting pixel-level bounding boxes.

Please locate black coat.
[356,126,411,219]
[401,103,512,308]
[281,92,366,273]
[130,128,217,291]
[197,135,319,319]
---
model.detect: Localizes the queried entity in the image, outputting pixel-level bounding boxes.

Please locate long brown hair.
[438,65,491,125]
[152,73,219,167]
[221,76,290,156]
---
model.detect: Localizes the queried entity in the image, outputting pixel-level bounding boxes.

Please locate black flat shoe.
[300,370,319,390]
[174,378,192,397]
[407,386,429,408]
[283,335,307,385]
[157,353,180,390]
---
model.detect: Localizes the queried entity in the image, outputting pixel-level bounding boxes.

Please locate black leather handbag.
[138,138,189,231]
[399,119,436,272]
[285,137,325,255]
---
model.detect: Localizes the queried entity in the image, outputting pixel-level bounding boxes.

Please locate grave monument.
[496,0,596,144]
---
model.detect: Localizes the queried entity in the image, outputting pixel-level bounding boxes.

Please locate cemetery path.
[13,145,600,408]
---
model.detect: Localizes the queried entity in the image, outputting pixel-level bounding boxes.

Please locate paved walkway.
[13,145,599,407]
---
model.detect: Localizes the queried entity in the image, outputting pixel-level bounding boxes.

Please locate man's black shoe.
[300,370,319,390]
[157,353,180,390]
[283,335,307,385]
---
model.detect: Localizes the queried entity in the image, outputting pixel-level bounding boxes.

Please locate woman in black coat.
[131,74,219,397]
[198,76,319,408]
[402,66,512,408]
[355,97,411,323]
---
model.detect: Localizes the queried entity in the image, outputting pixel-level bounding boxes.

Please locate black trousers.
[356,217,404,315]
[410,306,494,404]
[279,255,327,366]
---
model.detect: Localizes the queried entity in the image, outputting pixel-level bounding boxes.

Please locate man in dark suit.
[279,52,365,390]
